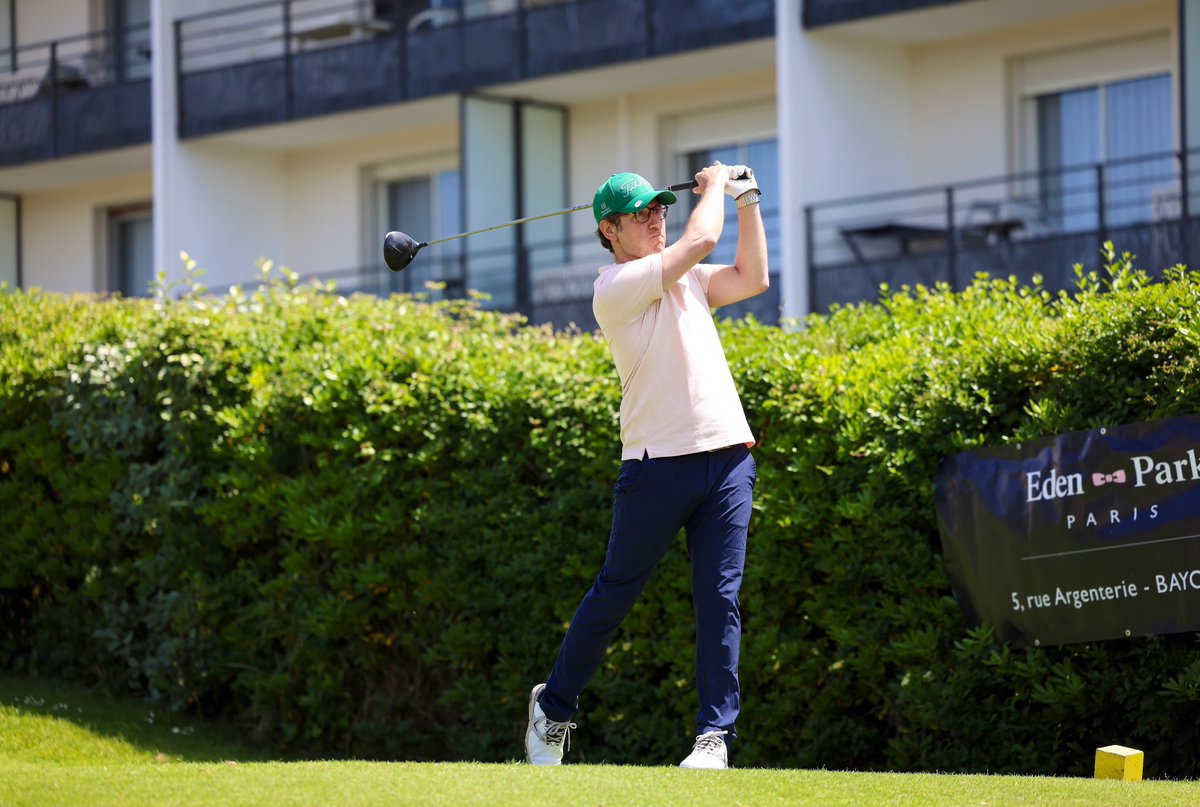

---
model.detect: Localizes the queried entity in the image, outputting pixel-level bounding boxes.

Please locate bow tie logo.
[1092,469,1127,487]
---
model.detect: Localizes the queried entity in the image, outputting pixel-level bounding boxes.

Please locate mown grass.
[2,676,1198,806]
[0,676,271,766]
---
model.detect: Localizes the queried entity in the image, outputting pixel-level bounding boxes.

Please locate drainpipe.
[804,204,815,312]
[946,186,957,290]
[49,41,59,158]
[283,0,293,120]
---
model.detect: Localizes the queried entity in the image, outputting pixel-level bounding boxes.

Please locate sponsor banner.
[935,414,1200,647]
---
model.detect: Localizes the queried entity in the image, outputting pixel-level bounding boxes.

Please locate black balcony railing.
[175,0,774,138]
[806,149,1200,312]
[803,0,970,29]
[0,24,152,167]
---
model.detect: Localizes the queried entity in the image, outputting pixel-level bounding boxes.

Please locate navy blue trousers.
[539,444,756,742]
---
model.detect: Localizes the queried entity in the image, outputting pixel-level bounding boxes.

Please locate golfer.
[525,163,768,769]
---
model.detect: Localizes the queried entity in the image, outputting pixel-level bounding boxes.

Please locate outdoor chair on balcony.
[959,200,1025,249]
[1002,196,1053,238]
[35,62,91,96]
[1152,186,1183,259]
[407,8,458,31]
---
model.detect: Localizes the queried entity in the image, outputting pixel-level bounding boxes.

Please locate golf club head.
[383,231,425,272]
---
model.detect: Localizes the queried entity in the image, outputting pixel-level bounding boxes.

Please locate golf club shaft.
[423,203,588,248]
[421,179,702,249]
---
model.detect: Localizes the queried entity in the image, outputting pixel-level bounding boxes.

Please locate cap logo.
[618,176,648,197]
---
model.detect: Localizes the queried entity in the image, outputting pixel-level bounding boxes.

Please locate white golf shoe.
[679,730,729,769]
[524,683,576,765]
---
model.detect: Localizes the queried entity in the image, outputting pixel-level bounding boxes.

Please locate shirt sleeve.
[593,254,664,328]
[691,263,716,298]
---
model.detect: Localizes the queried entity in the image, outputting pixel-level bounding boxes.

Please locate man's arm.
[706,196,769,308]
[706,166,768,307]
[658,163,729,292]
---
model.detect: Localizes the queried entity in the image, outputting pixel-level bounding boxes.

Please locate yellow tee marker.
[1094,745,1143,781]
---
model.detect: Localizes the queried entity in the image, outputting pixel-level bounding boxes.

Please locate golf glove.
[724,165,759,200]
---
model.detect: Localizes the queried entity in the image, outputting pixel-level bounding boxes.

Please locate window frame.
[1010,33,1176,176]
[365,152,461,294]
[105,201,153,297]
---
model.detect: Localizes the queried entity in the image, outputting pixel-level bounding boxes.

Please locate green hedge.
[4,248,1200,775]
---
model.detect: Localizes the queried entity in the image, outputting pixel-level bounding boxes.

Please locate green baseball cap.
[593,172,678,224]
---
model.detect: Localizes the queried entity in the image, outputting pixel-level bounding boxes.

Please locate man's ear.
[599,217,619,241]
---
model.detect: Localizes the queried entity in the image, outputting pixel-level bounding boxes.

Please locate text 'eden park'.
[1025,448,1200,503]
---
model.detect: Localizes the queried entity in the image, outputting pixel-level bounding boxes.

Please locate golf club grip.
[665,171,749,193]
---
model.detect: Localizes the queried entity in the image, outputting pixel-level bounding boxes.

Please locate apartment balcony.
[0,24,152,167]
[806,149,1200,312]
[176,0,774,138]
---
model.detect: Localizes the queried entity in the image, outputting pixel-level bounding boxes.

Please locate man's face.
[602,203,667,262]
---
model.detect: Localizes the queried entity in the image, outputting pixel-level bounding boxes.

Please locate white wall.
[794,35,916,201]
[805,0,1177,197]
[15,0,90,44]
[174,0,273,17]
[161,142,288,288]
[0,196,16,287]
[776,0,917,318]
[0,1,11,51]
[154,0,290,290]
[776,0,802,320]
[283,123,458,276]
[21,173,151,293]
[908,0,1176,185]
[774,0,1175,318]
[156,121,464,288]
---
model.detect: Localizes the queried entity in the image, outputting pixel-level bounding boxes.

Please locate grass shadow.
[0,675,278,764]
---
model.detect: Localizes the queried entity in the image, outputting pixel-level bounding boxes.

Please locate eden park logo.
[1025,448,1200,503]
[1092,470,1126,486]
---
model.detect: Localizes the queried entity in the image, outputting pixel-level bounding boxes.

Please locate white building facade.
[1,0,1197,327]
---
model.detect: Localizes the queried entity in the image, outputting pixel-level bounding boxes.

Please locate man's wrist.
[736,191,761,209]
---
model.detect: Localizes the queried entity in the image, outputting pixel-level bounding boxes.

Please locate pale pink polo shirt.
[592,252,755,461]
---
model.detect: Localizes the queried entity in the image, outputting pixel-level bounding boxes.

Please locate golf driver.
[383,178,706,272]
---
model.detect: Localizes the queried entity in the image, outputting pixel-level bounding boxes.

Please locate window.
[460,95,567,312]
[110,0,151,80]
[1014,35,1175,232]
[376,167,462,296]
[108,205,153,296]
[1034,73,1173,230]
[677,137,780,270]
[663,99,778,276]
